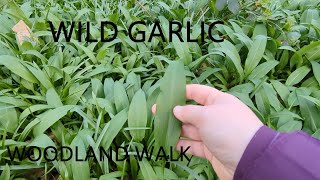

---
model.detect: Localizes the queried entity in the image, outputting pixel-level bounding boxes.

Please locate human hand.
[152,84,263,180]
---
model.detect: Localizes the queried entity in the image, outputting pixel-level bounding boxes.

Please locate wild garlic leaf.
[154,61,186,153]
[128,89,147,142]
[286,66,311,86]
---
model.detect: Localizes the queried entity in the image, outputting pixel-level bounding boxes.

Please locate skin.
[152,84,263,180]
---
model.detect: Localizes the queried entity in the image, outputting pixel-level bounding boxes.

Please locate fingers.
[181,124,201,141]
[153,104,205,127]
[177,139,233,180]
[186,84,223,105]
[152,105,201,140]
[176,140,206,158]
[152,104,156,114]
[152,84,223,114]
[173,105,205,126]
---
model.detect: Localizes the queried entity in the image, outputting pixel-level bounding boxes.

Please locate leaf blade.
[155,61,186,153]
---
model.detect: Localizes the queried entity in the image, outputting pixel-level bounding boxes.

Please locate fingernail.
[173,106,182,115]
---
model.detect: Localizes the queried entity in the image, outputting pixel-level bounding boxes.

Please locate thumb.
[173,105,205,126]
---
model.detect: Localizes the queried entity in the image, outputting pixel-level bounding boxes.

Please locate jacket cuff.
[233,126,279,180]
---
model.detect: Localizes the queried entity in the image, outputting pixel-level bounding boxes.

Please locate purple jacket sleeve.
[234,126,320,180]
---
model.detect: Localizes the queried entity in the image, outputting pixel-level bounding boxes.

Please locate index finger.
[186,84,223,105]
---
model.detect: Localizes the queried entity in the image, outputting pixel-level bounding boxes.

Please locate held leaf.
[154,61,186,153]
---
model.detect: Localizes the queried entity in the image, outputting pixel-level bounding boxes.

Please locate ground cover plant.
[0,0,320,179]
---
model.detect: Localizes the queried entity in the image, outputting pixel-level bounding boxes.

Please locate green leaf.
[91,78,104,98]
[255,87,270,117]
[104,78,115,104]
[278,120,302,132]
[228,0,240,14]
[278,46,296,52]
[248,60,278,80]
[138,158,157,180]
[285,66,311,86]
[290,41,320,65]
[0,97,29,107]
[301,96,320,107]
[306,46,320,61]
[263,83,281,111]
[244,35,268,76]
[114,81,129,113]
[271,109,302,120]
[25,63,53,90]
[277,50,289,71]
[19,104,52,121]
[28,134,56,148]
[312,129,320,139]
[99,171,122,180]
[128,89,147,142]
[7,1,32,25]
[301,77,319,88]
[215,40,244,82]
[146,86,160,123]
[0,103,18,133]
[252,24,267,38]
[0,164,44,171]
[46,88,63,108]
[126,72,141,101]
[23,50,48,63]
[271,80,290,104]
[65,82,90,105]
[192,68,221,84]
[301,9,319,24]
[154,166,178,179]
[172,36,192,65]
[155,61,186,153]
[215,0,227,11]
[0,55,38,83]
[90,98,116,116]
[71,135,90,180]
[311,61,320,86]
[171,161,205,180]
[233,32,253,49]
[297,89,320,132]
[0,164,10,180]
[33,105,75,136]
[100,109,128,149]
[126,54,137,70]
[188,52,224,71]
[71,40,97,64]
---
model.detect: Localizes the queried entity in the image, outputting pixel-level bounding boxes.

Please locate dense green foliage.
[0,0,320,179]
